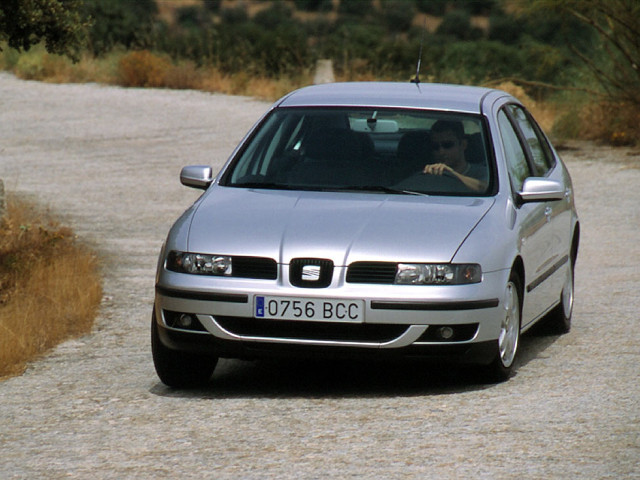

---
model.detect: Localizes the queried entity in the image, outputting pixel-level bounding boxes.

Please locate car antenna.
[411,18,427,84]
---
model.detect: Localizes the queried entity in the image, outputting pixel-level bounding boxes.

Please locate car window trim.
[496,108,531,195]
[501,104,539,178]
[525,110,557,171]
[502,103,557,177]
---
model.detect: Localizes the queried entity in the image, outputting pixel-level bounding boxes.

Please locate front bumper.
[153,268,509,364]
[155,320,498,365]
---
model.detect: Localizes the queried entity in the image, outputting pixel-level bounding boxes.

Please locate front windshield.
[221,107,493,196]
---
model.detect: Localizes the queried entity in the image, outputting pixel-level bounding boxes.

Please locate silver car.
[152,82,579,387]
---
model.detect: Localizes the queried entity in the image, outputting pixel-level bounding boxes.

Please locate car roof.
[276,82,511,114]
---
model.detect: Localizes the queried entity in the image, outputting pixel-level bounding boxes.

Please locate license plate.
[255,296,364,323]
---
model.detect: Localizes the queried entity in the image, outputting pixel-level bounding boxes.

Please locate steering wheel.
[393,170,471,194]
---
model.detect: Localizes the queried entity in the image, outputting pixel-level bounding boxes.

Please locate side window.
[497,110,531,192]
[506,105,553,176]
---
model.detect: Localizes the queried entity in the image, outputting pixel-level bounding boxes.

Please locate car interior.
[225,108,492,195]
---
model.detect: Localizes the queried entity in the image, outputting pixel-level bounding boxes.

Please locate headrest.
[465,132,486,164]
[305,128,360,162]
[397,131,431,161]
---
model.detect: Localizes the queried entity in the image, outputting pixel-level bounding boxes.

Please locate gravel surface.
[1,72,638,479]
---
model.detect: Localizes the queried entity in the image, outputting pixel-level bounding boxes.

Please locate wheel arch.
[571,221,580,267]
[511,256,525,296]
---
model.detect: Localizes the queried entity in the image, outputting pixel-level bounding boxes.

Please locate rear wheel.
[151,312,218,388]
[484,272,522,382]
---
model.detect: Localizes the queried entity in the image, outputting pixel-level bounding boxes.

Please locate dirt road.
[1,73,638,479]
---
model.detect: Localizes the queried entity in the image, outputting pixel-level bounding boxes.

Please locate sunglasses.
[432,141,457,150]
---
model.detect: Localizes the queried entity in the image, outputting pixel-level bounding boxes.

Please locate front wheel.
[545,256,575,334]
[484,272,522,382]
[151,312,218,388]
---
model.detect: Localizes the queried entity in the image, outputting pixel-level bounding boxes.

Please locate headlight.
[395,263,481,285]
[166,251,232,275]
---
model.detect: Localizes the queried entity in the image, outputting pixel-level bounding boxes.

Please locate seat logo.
[301,265,321,281]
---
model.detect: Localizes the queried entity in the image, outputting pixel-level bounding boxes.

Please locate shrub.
[579,101,640,146]
[293,0,333,12]
[381,1,416,33]
[220,5,249,24]
[162,61,204,90]
[436,10,483,41]
[0,46,21,70]
[176,6,211,30]
[203,0,221,13]
[339,0,373,16]
[488,12,524,43]
[415,0,446,16]
[13,53,45,80]
[117,50,171,87]
[253,1,295,29]
[462,0,497,15]
[83,0,158,55]
[434,40,521,84]
[0,195,102,379]
[518,41,570,86]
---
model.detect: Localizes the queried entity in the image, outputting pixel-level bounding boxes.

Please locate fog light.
[178,314,194,328]
[438,326,454,340]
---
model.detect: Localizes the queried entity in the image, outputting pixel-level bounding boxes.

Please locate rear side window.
[497,110,530,192]
[506,105,554,176]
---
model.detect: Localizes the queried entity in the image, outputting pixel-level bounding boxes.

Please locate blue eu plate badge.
[255,296,265,318]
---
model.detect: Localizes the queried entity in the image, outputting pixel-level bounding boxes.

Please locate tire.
[484,272,522,382]
[545,253,575,334]
[151,312,218,388]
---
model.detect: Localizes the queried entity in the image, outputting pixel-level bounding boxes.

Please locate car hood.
[186,187,495,265]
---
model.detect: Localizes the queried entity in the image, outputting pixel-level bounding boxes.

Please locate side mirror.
[517,178,565,205]
[180,165,213,190]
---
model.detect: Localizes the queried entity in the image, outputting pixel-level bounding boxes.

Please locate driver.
[422,120,487,192]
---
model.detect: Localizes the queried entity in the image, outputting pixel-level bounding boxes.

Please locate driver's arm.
[422,163,487,192]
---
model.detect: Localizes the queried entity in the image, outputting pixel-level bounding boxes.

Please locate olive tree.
[516,0,640,106]
[0,0,88,61]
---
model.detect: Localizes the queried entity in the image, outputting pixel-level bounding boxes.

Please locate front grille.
[215,316,408,343]
[290,258,333,288]
[233,256,277,279]
[346,262,397,284]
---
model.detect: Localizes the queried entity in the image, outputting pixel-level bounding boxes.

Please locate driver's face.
[431,131,465,166]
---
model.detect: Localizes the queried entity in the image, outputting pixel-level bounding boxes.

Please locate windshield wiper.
[229,183,428,196]
[229,182,294,190]
[332,185,429,196]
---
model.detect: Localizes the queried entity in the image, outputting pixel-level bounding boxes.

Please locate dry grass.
[114,50,311,99]
[117,50,173,87]
[199,67,310,99]
[0,195,103,379]
[491,81,640,145]
[577,100,640,146]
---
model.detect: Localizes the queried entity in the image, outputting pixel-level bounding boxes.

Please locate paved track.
[1,73,638,479]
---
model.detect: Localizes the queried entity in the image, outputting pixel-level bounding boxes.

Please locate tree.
[381,0,416,33]
[0,0,88,62]
[436,9,483,41]
[83,0,158,55]
[515,0,640,107]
